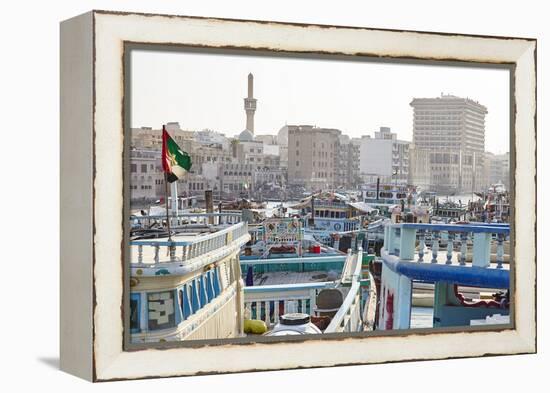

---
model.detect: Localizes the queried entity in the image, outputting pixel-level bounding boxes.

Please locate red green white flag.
[162,125,192,183]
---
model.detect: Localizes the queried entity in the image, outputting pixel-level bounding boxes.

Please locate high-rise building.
[410,94,487,193]
[287,125,341,190]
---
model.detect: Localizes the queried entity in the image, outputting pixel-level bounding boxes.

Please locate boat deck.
[250,270,340,286]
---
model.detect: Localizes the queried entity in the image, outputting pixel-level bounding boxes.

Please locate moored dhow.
[239,217,377,335]
[129,213,250,343]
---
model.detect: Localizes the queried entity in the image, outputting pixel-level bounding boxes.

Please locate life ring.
[334,223,341,231]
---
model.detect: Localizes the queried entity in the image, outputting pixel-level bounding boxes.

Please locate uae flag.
[162,125,192,183]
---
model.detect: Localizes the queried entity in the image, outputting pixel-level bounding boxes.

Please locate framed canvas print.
[60,10,536,381]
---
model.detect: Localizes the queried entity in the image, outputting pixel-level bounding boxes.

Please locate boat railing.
[243,282,337,327]
[379,223,510,330]
[325,249,364,333]
[130,212,242,228]
[384,222,510,269]
[130,221,249,265]
[305,217,361,232]
[312,201,349,209]
[241,255,347,278]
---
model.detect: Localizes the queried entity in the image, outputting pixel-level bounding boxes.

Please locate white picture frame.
[60,10,536,381]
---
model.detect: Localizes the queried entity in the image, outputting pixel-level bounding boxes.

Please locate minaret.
[244,73,257,133]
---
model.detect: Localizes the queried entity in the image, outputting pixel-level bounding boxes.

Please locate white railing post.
[431,231,439,264]
[154,244,160,264]
[137,245,143,263]
[383,225,389,251]
[418,230,425,262]
[496,233,504,269]
[169,243,176,262]
[473,232,491,268]
[399,226,416,260]
[446,232,453,265]
[273,301,279,322]
[309,289,317,315]
[459,232,468,265]
[264,301,271,326]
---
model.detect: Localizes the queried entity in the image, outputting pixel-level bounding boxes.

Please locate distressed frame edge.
[59,10,95,381]
[88,11,536,381]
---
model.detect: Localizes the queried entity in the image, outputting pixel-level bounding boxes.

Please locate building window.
[141,164,147,173]
[131,164,137,173]
[296,161,300,167]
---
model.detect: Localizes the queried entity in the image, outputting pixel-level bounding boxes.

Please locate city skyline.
[131,49,510,154]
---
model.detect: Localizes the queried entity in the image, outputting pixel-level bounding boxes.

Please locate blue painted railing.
[379,222,510,330]
[384,222,510,270]
[381,222,510,289]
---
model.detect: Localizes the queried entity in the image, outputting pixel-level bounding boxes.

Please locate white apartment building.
[359,127,410,185]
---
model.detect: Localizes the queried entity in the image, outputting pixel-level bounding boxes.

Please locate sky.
[130,49,510,154]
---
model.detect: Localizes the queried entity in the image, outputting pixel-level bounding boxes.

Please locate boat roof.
[290,191,352,209]
[348,201,376,213]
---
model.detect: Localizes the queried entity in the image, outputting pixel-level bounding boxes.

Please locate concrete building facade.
[409,94,487,193]
[336,135,361,189]
[287,125,341,190]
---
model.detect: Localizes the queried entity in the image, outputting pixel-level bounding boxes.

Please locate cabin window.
[366,191,375,197]
[147,291,176,331]
[396,193,407,199]
[380,192,393,198]
[130,293,141,333]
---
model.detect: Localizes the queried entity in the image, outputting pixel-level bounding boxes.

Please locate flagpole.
[164,172,173,242]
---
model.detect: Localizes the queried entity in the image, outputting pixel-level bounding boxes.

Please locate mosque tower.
[243,73,257,133]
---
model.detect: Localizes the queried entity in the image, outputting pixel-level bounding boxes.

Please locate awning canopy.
[348,201,376,213]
